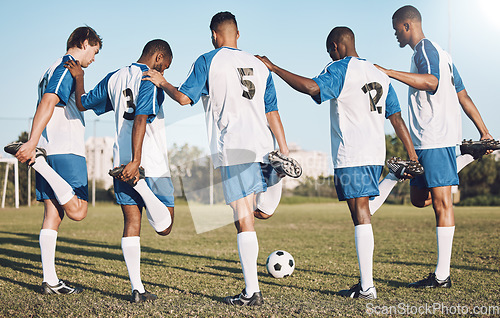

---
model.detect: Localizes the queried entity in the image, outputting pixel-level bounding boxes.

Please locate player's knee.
[66,208,87,221]
[254,209,273,219]
[157,224,173,236]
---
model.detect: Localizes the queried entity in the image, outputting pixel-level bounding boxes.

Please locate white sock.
[39,229,59,285]
[355,224,374,291]
[435,226,455,280]
[370,173,399,215]
[456,154,474,173]
[121,236,145,293]
[237,231,259,296]
[32,157,74,205]
[134,179,172,232]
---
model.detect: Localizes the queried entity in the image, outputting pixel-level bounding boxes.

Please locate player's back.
[327,57,396,168]
[197,47,275,167]
[83,63,170,177]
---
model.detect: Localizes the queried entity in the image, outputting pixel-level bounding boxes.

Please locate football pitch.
[0,202,498,317]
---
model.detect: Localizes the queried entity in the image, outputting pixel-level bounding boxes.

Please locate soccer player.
[256,26,419,299]
[374,5,494,288]
[65,39,174,303]
[142,12,292,306]
[4,26,102,294]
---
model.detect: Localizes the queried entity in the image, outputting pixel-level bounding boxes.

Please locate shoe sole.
[268,151,302,178]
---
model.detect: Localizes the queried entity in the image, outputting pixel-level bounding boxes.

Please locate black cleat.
[408,273,451,288]
[108,165,145,187]
[41,280,83,295]
[387,157,424,180]
[268,150,302,178]
[460,139,500,160]
[223,289,263,306]
[4,141,47,164]
[338,282,377,299]
[130,289,157,303]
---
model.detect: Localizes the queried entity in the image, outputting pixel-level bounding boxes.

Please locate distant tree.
[459,155,498,199]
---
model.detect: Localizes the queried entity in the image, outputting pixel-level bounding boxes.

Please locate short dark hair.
[210,11,237,32]
[140,39,173,59]
[326,26,355,49]
[392,5,422,23]
[66,26,102,51]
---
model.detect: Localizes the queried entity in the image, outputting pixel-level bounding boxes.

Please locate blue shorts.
[333,165,383,201]
[36,154,88,202]
[114,177,175,208]
[220,162,279,204]
[410,147,459,189]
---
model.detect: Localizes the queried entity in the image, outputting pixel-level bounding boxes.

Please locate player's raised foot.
[130,289,157,303]
[338,282,377,299]
[460,139,500,160]
[387,157,424,180]
[408,273,451,288]
[4,142,47,162]
[41,280,83,295]
[268,150,302,178]
[223,289,263,306]
[108,165,145,187]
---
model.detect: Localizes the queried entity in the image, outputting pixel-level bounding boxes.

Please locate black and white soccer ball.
[266,250,295,278]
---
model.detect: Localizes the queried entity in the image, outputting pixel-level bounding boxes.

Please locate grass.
[0,202,499,317]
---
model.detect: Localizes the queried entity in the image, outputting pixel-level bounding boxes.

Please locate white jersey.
[82,63,171,177]
[178,47,278,168]
[408,39,465,149]
[312,56,401,168]
[37,55,86,157]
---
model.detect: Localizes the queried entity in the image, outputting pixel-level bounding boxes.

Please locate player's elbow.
[424,75,438,92]
[305,82,320,97]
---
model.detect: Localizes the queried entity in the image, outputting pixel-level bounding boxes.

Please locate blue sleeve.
[385,83,401,118]
[452,64,465,93]
[178,54,211,105]
[264,71,278,113]
[82,71,115,116]
[414,40,440,96]
[135,79,161,123]
[44,63,74,106]
[311,59,348,104]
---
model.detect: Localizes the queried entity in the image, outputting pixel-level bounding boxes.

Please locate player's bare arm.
[16,93,60,164]
[64,60,86,111]
[142,70,191,105]
[255,55,320,96]
[457,89,492,140]
[120,114,148,183]
[266,111,289,156]
[388,112,419,162]
[375,64,438,91]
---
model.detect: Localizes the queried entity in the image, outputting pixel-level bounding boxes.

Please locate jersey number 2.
[122,88,136,120]
[238,68,255,100]
[361,82,383,114]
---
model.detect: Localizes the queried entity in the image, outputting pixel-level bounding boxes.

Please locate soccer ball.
[266,250,295,278]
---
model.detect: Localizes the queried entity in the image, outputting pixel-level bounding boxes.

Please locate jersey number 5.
[238,68,255,100]
[122,88,136,120]
[361,82,383,114]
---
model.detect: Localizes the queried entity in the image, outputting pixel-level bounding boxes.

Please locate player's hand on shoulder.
[374,64,388,74]
[64,60,84,78]
[255,55,275,72]
[142,70,167,87]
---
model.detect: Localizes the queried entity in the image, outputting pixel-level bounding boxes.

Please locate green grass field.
[0,202,499,317]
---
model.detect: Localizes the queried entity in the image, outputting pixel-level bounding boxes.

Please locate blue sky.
[0,0,499,157]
